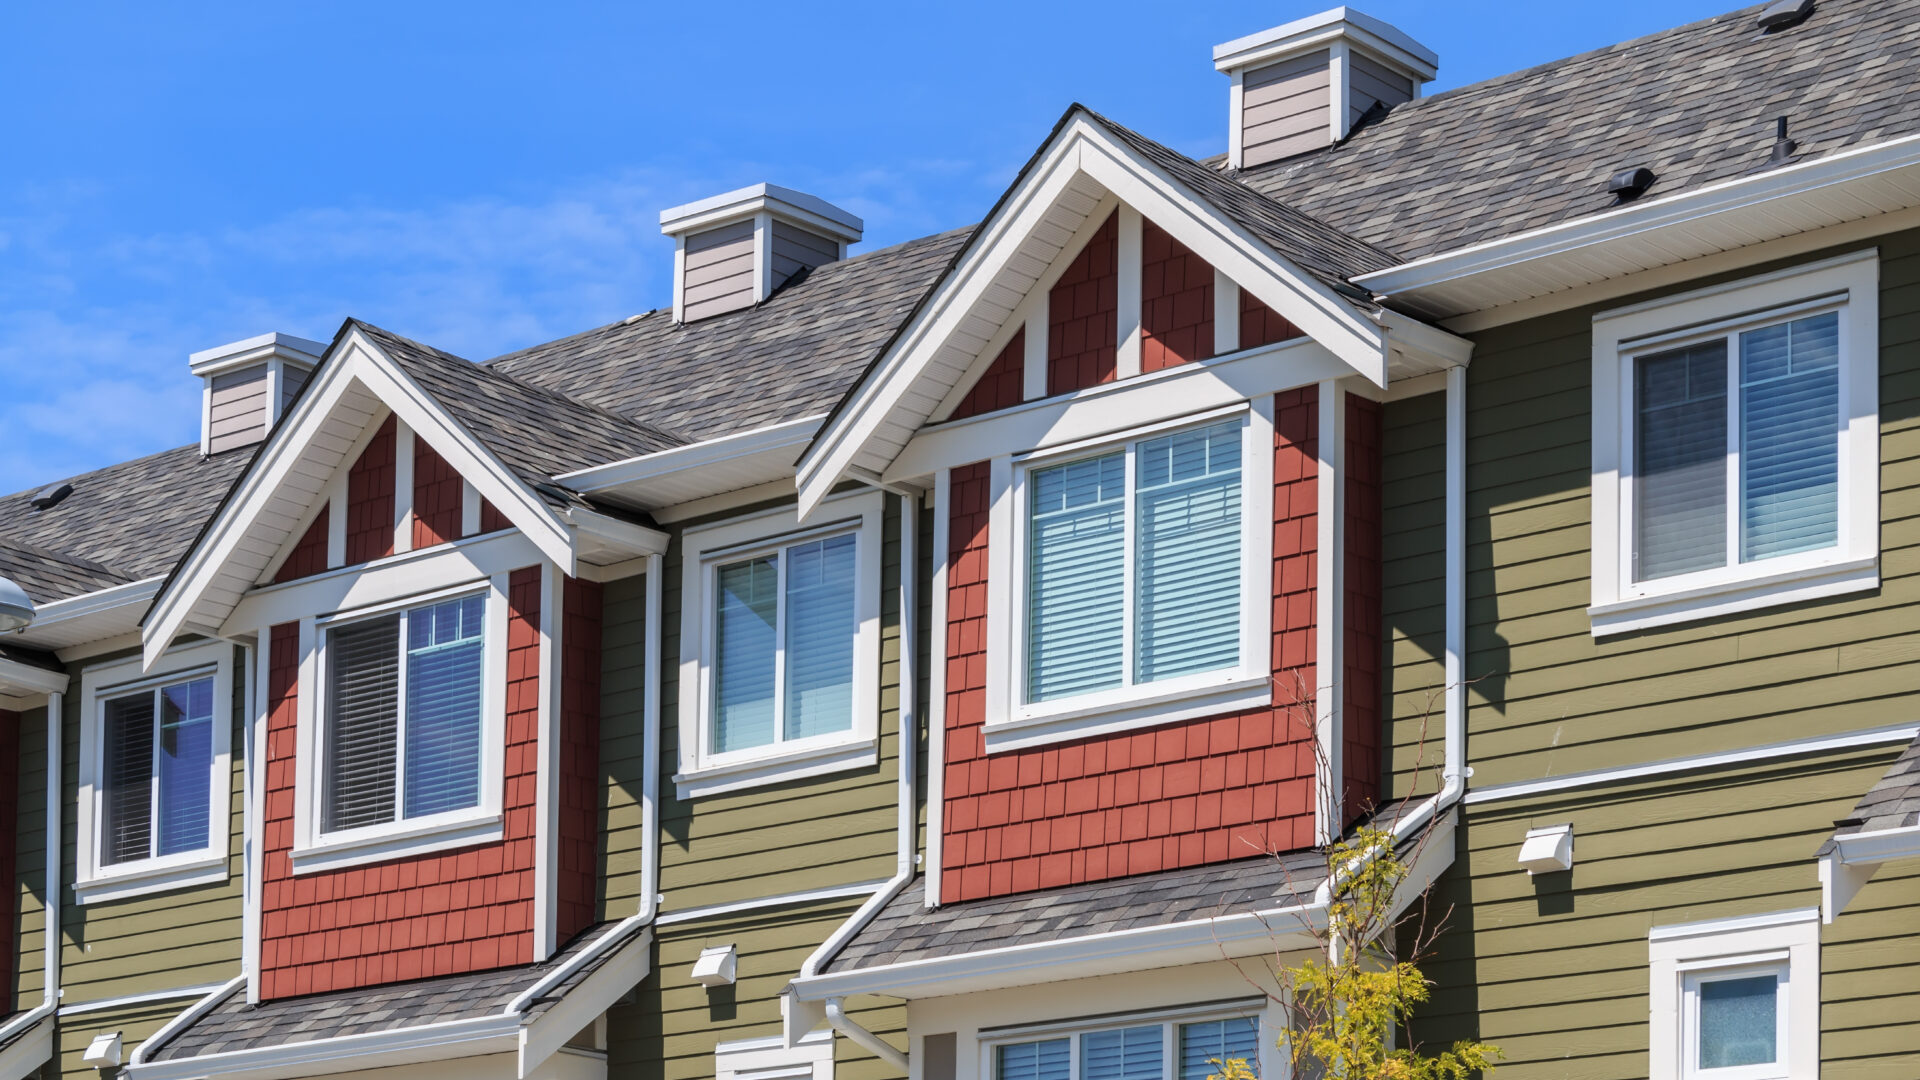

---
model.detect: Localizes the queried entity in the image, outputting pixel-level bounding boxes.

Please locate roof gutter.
[1819,821,1920,924]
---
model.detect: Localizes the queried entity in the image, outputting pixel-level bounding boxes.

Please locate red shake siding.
[1047,212,1119,395]
[1342,395,1384,825]
[1140,220,1215,372]
[1240,291,1304,350]
[345,416,397,565]
[951,328,1026,421]
[0,709,16,1016]
[938,387,1321,903]
[557,577,602,942]
[275,505,330,584]
[479,499,512,535]
[259,566,542,1000]
[411,438,464,550]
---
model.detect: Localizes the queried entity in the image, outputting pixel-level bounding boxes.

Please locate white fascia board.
[0,658,70,697]
[1213,7,1438,75]
[1832,822,1920,864]
[0,1013,52,1080]
[660,184,863,243]
[8,576,163,648]
[1354,131,1920,312]
[797,111,1389,517]
[517,927,653,1079]
[556,415,823,508]
[561,506,670,559]
[124,1014,521,1080]
[189,333,327,378]
[787,899,1329,1003]
[144,328,577,667]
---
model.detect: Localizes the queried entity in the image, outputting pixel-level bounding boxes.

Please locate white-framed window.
[676,490,884,798]
[984,1004,1267,1080]
[983,403,1274,751]
[1648,908,1820,1080]
[75,639,234,904]
[293,577,509,873]
[715,1032,834,1080]
[1591,251,1879,635]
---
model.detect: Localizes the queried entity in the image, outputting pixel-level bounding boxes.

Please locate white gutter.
[0,688,66,1069]
[789,492,920,1056]
[127,976,246,1068]
[1819,820,1920,923]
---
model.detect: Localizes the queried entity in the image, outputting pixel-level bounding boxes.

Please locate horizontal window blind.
[784,534,857,741]
[1136,422,1243,683]
[998,1039,1071,1080]
[1635,340,1728,580]
[1741,312,1839,561]
[1028,452,1127,702]
[714,555,779,753]
[1179,1019,1260,1080]
[1083,1026,1164,1080]
[404,595,486,819]
[101,693,156,866]
[325,615,401,832]
[156,678,215,857]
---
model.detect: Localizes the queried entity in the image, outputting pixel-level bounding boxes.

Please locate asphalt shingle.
[1826,735,1920,851]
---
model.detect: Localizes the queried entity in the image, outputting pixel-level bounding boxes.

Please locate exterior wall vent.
[189,332,326,457]
[1214,6,1438,168]
[659,184,863,323]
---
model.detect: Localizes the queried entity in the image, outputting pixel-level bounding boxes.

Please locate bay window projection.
[713,532,858,754]
[995,1015,1261,1080]
[101,674,217,864]
[324,592,487,832]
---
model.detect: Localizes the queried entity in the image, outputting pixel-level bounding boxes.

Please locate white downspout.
[0,690,65,1049]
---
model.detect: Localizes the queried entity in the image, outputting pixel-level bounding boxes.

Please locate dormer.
[1215,6,1438,168]
[660,184,863,323]
[191,332,326,456]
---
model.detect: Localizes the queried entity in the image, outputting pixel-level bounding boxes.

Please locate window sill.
[1589,556,1878,637]
[674,735,879,800]
[73,854,229,906]
[984,674,1274,754]
[291,813,503,875]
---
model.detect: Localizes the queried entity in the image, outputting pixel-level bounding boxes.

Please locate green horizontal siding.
[12,703,48,1015]
[48,999,188,1079]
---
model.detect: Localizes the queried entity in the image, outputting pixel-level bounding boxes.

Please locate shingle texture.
[148,921,631,1062]
[1826,735,1920,851]
[823,851,1328,973]
[1233,0,1920,261]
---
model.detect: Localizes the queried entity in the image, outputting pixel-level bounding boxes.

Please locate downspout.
[802,492,919,1066]
[0,690,65,1050]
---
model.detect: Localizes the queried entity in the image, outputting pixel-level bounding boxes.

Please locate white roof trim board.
[794,109,1398,518]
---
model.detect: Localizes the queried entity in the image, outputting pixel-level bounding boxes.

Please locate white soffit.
[557,415,823,512]
[1355,131,1920,322]
[4,577,161,653]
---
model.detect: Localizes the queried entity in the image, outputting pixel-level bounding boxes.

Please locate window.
[677,491,884,798]
[1648,909,1819,1080]
[984,405,1274,750]
[992,1013,1263,1080]
[1591,252,1879,635]
[76,639,233,903]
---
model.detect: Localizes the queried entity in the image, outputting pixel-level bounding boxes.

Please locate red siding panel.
[1140,221,1215,372]
[1047,212,1119,395]
[0,709,16,1015]
[1239,291,1304,351]
[345,416,396,565]
[938,388,1321,903]
[1343,395,1384,825]
[411,439,464,550]
[479,499,512,535]
[557,577,602,942]
[951,328,1027,421]
[275,505,330,584]
[258,567,542,1000]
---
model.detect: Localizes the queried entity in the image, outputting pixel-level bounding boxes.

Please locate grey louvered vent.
[325,615,401,832]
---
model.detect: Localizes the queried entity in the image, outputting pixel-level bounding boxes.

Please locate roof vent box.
[189,332,326,457]
[660,184,863,323]
[1757,0,1816,33]
[1214,6,1438,168]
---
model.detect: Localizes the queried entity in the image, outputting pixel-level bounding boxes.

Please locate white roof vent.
[1214,6,1438,168]
[190,332,326,456]
[660,184,863,323]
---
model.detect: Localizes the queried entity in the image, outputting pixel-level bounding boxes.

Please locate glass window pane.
[1083,1026,1164,1080]
[1636,341,1729,580]
[1137,422,1243,682]
[404,595,486,819]
[998,1039,1071,1080]
[1028,452,1126,702]
[1741,312,1839,562]
[101,692,156,865]
[1180,1018,1259,1080]
[785,534,857,741]
[714,556,779,752]
[1698,974,1779,1069]
[326,615,401,832]
[156,677,215,856]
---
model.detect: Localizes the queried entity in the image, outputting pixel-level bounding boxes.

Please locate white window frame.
[75,639,234,904]
[675,489,885,799]
[715,1031,835,1080]
[978,1000,1273,1080]
[1648,908,1820,1080]
[1591,251,1880,636]
[291,576,510,874]
[982,401,1275,752]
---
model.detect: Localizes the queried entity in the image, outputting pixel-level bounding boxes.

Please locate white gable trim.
[795,110,1393,518]
[144,326,579,668]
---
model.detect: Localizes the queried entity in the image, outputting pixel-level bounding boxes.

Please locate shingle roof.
[822,851,1328,973]
[1824,735,1920,853]
[0,541,131,607]
[1233,0,1920,262]
[147,921,630,1062]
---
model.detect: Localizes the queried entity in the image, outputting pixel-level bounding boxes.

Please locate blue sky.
[0,0,1737,490]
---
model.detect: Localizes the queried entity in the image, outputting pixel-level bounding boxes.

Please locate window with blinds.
[1631,310,1841,583]
[99,674,217,866]
[323,593,486,834]
[1025,419,1245,706]
[995,1016,1260,1080]
[711,532,858,755]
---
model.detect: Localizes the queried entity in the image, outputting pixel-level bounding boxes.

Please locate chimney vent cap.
[188,332,326,378]
[659,183,863,244]
[1213,6,1437,80]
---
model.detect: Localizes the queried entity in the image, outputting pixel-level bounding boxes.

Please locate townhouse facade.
[0,3,1916,1080]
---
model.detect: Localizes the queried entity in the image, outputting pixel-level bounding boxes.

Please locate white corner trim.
[392,419,416,556]
[1116,205,1143,380]
[1314,380,1344,845]
[533,563,563,961]
[925,467,952,909]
